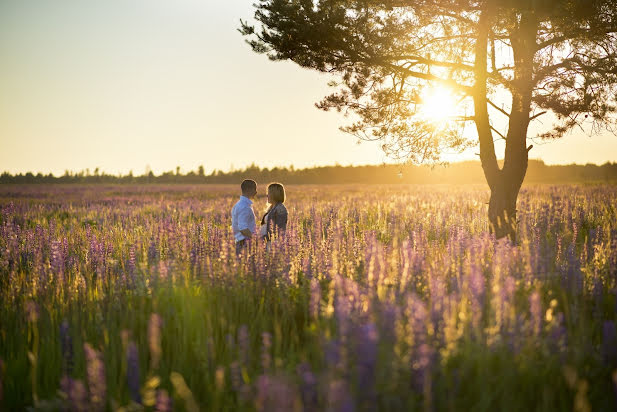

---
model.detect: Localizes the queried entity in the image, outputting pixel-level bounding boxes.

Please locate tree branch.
[487,99,511,117]
[529,111,547,121]
[385,63,474,95]
[490,125,507,140]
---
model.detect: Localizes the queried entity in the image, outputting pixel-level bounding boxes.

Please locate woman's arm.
[273,206,287,232]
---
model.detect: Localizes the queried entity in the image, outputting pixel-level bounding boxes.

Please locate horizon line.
[3,158,617,179]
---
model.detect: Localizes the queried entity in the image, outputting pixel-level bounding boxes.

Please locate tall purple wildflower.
[59,319,74,376]
[148,238,159,264]
[356,323,378,410]
[429,275,445,336]
[325,339,341,369]
[549,313,567,354]
[126,342,141,404]
[84,343,106,411]
[310,278,321,319]
[564,243,583,295]
[411,343,435,403]
[297,362,318,412]
[230,361,243,393]
[50,239,64,278]
[261,332,272,372]
[468,263,485,331]
[158,260,169,280]
[127,246,137,286]
[407,294,428,347]
[61,376,89,412]
[230,360,251,401]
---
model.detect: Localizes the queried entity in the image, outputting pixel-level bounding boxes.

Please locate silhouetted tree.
[241,0,617,240]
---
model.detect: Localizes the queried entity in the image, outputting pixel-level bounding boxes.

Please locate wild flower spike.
[126,342,142,404]
[84,343,106,411]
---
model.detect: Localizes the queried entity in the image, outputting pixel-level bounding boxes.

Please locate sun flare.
[418,86,458,122]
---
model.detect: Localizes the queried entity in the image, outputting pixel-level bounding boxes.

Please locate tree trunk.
[473,8,536,242]
[487,172,521,242]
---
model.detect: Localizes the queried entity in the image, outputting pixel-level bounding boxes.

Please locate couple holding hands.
[231,179,288,255]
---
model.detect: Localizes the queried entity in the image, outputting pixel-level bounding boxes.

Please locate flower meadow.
[0,183,616,411]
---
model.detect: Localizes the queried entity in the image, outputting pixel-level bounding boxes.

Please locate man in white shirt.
[231,179,257,255]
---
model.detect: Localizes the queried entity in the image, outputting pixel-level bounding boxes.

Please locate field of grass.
[0,183,616,411]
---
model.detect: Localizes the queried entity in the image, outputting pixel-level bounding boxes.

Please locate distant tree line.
[1,160,617,185]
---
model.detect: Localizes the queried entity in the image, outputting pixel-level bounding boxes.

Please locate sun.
[418,86,458,123]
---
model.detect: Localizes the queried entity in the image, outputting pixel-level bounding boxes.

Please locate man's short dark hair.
[241,179,257,193]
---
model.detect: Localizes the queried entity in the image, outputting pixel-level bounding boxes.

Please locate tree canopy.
[241,1,617,148]
[241,0,617,239]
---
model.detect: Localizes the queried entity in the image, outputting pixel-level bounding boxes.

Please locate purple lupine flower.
[148,239,159,264]
[529,291,542,337]
[565,243,583,295]
[155,389,173,412]
[310,278,321,319]
[429,275,446,336]
[468,264,485,308]
[229,360,251,400]
[50,239,64,277]
[297,362,318,412]
[158,260,169,280]
[127,246,137,286]
[61,376,89,412]
[324,339,341,368]
[255,374,271,411]
[230,361,243,393]
[84,343,106,411]
[261,332,272,372]
[549,313,567,354]
[356,323,378,410]
[59,319,74,376]
[407,293,428,347]
[411,343,435,397]
[126,342,142,404]
[148,313,163,370]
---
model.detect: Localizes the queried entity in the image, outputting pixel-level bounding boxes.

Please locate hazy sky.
[1,0,616,176]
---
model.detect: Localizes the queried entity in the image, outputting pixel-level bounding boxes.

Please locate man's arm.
[238,207,255,238]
